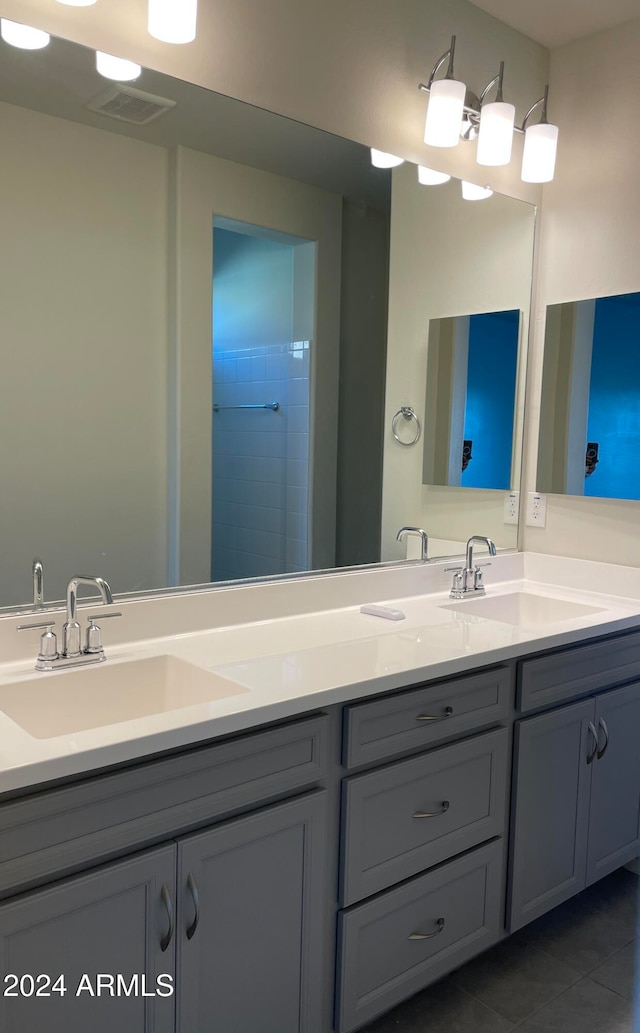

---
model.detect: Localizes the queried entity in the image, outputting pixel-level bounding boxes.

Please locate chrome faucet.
[397,526,429,560]
[447,535,497,599]
[18,574,121,671]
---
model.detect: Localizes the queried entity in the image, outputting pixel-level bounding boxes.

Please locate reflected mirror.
[0,29,535,611]
[422,310,521,490]
[537,292,640,501]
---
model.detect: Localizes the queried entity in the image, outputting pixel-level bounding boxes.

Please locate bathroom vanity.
[1,555,639,1033]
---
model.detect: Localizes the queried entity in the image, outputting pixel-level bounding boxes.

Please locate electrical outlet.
[503,491,519,525]
[526,491,547,528]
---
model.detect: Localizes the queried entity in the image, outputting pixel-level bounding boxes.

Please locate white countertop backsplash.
[1,551,639,794]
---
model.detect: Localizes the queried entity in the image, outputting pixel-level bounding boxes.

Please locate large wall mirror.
[537,291,640,501]
[0,29,536,611]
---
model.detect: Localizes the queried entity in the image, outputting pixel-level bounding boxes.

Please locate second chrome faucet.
[447,535,497,599]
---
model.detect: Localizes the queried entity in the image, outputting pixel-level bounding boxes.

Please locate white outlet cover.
[526,492,547,528]
[503,491,519,525]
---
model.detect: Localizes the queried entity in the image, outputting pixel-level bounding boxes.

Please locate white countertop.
[1,552,640,794]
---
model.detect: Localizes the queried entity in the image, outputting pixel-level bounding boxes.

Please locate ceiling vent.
[86,85,176,125]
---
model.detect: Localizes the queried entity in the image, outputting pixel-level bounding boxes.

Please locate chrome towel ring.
[392,406,421,446]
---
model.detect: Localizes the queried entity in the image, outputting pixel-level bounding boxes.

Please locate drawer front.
[340,727,508,905]
[0,715,327,898]
[343,666,512,768]
[336,839,503,1033]
[519,629,640,713]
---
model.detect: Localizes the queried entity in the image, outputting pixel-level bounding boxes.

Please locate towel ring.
[392,406,421,446]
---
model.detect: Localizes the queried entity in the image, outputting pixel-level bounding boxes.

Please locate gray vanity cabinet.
[176,789,327,1033]
[0,843,176,1033]
[508,681,640,932]
[586,683,640,885]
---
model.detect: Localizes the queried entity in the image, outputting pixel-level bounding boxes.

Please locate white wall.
[0,0,548,203]
[522,17,640,567]
[382,161,535,560]
[0,101,169,606]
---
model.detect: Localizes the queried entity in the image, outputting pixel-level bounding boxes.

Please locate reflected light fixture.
[461,181,493,201]
[0,19,50,49]
[417,166,450,186]
[370,149,405,169]
[419,36,558,182]
[55,0,97,6]
[148,0,198,44]
[521,86,559,183]
[96,51,142,82]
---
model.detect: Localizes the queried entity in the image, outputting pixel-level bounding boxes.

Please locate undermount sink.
[441,591,606,626]
[0,655,248,739]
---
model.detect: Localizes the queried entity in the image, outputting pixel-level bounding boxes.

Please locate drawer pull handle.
[587,721,599,764]
[416,706,453,723]
[409,917,445,940]
[186,872,200,940]
[597,717,609,760]
[160,883,175,952]
[413,801,450,819]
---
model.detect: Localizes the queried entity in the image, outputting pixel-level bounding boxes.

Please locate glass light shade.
[424,78,466,148]
[476,101,516,166]
[417,166,450,186]
[96,52,142,82]
[461,181,493,201]
[522,122,559,183]
[0,19,50,49]
[370,149,404,169]
[55,0,97,6]
[148,0,198,44]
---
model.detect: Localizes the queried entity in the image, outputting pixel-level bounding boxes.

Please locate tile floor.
[361,868,639,1032]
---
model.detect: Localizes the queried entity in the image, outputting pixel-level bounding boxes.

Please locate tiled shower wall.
[212,340,310,581]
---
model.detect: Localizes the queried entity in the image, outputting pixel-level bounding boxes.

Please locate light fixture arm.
[479,61,505,106]
[419,34,457,93]
[521,84,550,131]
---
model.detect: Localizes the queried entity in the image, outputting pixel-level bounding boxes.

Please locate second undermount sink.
[441,591,606,626]
[0,655,248,739]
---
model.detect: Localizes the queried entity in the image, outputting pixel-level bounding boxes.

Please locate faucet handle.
[17,620,59,663]
[85,612,122,654]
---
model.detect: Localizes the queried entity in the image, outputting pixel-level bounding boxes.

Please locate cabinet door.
[0,844,176,1033]
[508,699,594,932]
[177,790,326,1033]
[587,682,640,885]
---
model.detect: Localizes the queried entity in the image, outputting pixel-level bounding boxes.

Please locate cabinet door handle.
[160,883,175,952]
[416,706,453,723]
[408,917,445,940]
[186,872,200,940]
[597,717,609,760]
[413,801,450,819]
[587,721,598,764]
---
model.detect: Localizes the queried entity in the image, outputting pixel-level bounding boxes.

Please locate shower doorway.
[211,218,315,582]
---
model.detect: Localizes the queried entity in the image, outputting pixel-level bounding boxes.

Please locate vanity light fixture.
[476,61,515,166]
[461,181,493,201]
[96,51,141,82]
[148,0,198,44]
[55,0,98,6]
[417,166,450,185]
[419,36,558,182]
[0,19,50,49]
[370,149,405,169]
[521,86,559,183]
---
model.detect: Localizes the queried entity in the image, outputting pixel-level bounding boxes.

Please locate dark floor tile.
[590,941,640,1002]
[515,880,637,975]
[451,937,579,1023]
[517,977,633,1033]
[359,978,515,1033]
